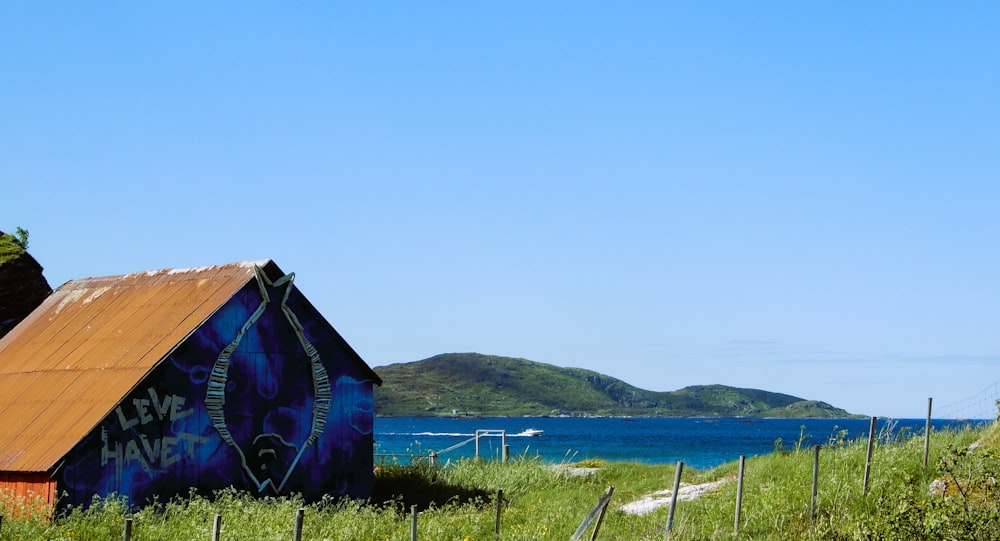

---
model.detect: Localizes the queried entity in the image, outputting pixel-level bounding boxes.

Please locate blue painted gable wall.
[57,271,377,509]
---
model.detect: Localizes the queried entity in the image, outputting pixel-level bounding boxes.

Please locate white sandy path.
[620,479,730,516]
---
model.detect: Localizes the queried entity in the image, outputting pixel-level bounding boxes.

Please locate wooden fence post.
[122,517,133,541]
[590,486,614,541]
[293,508,304,541]
[811,444,820,522]
[212,514,222,541]
[734,455,745,536]
[924,397,933,468]
[410,504,418,541]
[494,489,503,541]
[569,486,614,541]
[863,416,877,495]
[664,461,684,540]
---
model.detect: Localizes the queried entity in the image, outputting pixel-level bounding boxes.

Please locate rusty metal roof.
[0,260,280,472]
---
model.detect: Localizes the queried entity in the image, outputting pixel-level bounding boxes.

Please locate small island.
[373,353,864,418]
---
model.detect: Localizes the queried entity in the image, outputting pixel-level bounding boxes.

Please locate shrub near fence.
[0,417,994,540]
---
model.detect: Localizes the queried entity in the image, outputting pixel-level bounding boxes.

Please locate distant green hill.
[373,353,863,418]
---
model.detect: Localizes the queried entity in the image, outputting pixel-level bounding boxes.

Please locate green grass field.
[2,421,996,540]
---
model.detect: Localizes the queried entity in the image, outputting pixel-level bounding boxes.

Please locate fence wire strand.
[934,381,1000,420]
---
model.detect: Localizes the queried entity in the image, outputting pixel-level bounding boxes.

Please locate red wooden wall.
[0,471,56,516]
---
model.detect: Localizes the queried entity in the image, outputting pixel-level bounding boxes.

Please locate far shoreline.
[374,414,877,420]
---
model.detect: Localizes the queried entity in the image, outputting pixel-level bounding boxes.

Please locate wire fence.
[934,380,1000,421]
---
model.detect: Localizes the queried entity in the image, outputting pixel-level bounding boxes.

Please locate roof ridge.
[64,260,274,285]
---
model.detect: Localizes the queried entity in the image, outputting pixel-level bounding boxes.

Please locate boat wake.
[382,430,543,437]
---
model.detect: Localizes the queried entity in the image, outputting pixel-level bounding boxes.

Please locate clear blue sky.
[4,3,999,419]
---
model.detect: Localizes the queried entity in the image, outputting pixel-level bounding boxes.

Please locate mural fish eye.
[205,268,333,494]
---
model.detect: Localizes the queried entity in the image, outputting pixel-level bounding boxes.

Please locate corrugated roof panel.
[0,372,43,410]
[108,274,238,370]
[0,286,120,373]
[53,368,152,439]
[0,369,149,471]
[34,282,163,372]
[0,400,54,469]
[0,261,266,472]
[46,287,150,367]
[0,296,69,372]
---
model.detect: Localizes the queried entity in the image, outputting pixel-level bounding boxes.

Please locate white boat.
[518,428,543,437]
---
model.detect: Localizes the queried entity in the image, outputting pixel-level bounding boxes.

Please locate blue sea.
[374,417,988,470]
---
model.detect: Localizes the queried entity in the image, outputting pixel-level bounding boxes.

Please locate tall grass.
[1,422,995,540]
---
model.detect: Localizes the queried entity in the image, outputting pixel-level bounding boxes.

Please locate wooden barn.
[0,260,381,511]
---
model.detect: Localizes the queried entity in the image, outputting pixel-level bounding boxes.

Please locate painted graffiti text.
[104,387,205,476]
[115,387,193,431]
[102,428,208,475]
